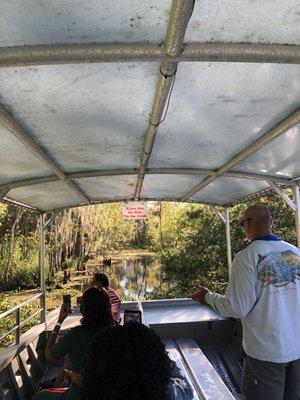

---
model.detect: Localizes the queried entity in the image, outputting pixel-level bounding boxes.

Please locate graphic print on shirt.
[257,250,300,288]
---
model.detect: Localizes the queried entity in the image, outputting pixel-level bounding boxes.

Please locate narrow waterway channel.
[0,254,163,348]
[107,256,162,300]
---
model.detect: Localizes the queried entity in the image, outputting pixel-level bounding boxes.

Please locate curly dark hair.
[77,286,113,332]
[81,322,172,400]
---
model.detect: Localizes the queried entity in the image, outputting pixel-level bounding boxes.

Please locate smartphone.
[63,294,71,308]
[123,309,142,324]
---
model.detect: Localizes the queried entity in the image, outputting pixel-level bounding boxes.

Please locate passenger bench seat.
[176,339,235,400]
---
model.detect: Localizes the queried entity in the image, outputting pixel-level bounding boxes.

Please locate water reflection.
[105,257,161,301]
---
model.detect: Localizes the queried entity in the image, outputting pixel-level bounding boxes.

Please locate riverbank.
[1,249,159,347]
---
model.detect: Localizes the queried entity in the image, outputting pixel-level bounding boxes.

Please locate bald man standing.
[191,204,300,400]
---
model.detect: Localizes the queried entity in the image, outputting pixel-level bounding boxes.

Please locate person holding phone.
[32,287,113,400]
[92,272,121,323]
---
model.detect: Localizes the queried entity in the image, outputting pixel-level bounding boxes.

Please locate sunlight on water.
[104,257,161,301]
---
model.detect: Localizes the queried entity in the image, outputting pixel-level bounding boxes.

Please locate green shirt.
[50,327,95,400]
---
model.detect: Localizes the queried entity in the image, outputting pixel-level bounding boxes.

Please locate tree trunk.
[3,208,24,289]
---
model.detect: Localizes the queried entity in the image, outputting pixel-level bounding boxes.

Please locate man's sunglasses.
[240,218,252,227]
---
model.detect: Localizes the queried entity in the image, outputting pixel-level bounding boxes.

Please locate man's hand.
[190,285,209,305]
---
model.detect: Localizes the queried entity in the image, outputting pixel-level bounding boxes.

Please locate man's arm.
[193,252,257,319]
[206,252,257,318]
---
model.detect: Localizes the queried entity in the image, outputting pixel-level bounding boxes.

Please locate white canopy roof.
[0,0,299,211]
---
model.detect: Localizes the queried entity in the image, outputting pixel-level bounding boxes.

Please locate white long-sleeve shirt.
[205,236,300,363]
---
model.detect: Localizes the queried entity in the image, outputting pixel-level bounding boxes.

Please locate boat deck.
[0,299,244,399]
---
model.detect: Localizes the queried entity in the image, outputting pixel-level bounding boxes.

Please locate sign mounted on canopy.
[123,202,148,220]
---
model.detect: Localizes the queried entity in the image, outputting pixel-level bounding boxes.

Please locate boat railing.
[0,293,45,346]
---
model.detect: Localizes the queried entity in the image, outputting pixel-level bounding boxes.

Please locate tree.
[148,192,298,298]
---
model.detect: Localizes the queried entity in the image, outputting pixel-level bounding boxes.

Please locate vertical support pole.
[225,208,232,276]
[15,309,20,345]
[39,213,46,323]
[293,186,300,248]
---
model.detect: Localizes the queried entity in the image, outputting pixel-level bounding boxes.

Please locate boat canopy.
[0,0,299,212]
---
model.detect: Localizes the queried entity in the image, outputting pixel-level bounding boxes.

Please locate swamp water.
[100,257,162,300]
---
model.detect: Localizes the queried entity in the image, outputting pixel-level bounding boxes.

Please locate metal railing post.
[39,292,45,323]
[39,213,46,322]
[210,206,232,276]
[293,186,300,248]
[225,208,232,276]
[15,309,20,345]
[0,293,44,346]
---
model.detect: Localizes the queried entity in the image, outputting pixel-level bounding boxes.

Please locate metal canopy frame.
[0,42,299,68]
[134,0,195,199]
[210,206,232,275]
[0,0,300,311]
[180,110,300,201]
[0,0,299,212]
[0,169,296,192]
[0,105,91,205]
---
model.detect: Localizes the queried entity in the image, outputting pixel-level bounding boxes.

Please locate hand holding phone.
[58,295,72,323]
[123,309,142,324]
[63,294,71,307]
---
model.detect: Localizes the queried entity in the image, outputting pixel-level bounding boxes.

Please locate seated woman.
[81,322,194,400]
[32,286,113,400]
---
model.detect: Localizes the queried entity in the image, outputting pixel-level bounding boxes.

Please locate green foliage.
[0,294,41,347]
[62,257,74,270]
[0,203,139,291]
[151,204,229,296]
[0,238,40,290]
[52,288,81,300]
[148,193,298,298]
[0,193,298,316]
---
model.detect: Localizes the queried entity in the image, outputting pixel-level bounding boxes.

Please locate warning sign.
[123,202,148,220]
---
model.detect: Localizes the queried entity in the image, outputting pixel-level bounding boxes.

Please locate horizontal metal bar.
[0,308,43,343]
[0,169,295,192]
[0,105,65,180]
[0,325,19,342]
[148,168,214,176]
[183,42,300,64]
[20,308,43,328]
[1,170,139,190]
[2,176,59,190]
[69,169,138,179]
[0,293,42,320]
[181,109,300,200]
[0,42,299,67]
[0,105,91,204]
[267,181,296,211]
[1,196,39,211]
[224,171,295,185]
